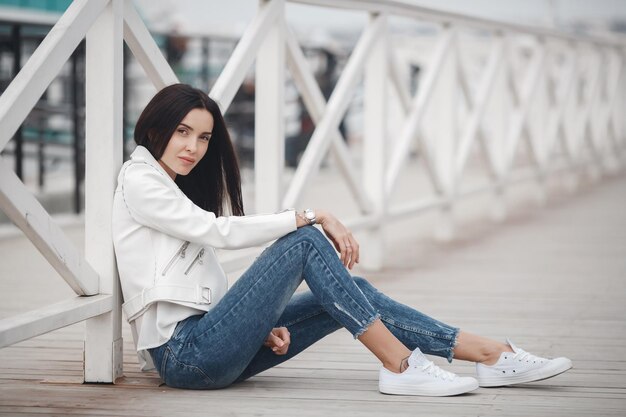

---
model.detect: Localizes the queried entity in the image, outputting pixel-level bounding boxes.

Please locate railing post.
[430,25,457,241]
[530,43,549,208]
[620,51,626,162]
[487,34,513,222]
[84,0,123,383]
[562,42,581,193]
[361,12,387,270]
[255,0,285,212]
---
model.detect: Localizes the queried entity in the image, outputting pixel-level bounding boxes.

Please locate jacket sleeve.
[121,162,297,249]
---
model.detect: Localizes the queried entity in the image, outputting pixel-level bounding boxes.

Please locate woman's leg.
[351,276,461,363]
[234,286,421,383]
[349,277,510,366]
[235,277,511,382]
[230,273,559,389]
[157,227,409,389]
[233,289,342,383]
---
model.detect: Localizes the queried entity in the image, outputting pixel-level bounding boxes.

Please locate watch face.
[305,210,315,220]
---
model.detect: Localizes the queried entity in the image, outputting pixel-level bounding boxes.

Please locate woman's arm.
[303,209,360,270]
[121,163,296,249]
[122,162,359,265]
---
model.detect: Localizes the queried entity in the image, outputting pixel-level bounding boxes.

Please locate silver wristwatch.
[304,208,316,225]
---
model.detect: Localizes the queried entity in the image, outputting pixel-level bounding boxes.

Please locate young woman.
[112,84,572,396]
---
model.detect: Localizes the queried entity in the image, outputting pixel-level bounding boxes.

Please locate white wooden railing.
[0,0,624,383]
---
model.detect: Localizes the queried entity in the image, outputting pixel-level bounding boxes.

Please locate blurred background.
[0,0,625,223]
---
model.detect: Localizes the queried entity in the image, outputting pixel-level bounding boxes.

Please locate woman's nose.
[186,138,198,152]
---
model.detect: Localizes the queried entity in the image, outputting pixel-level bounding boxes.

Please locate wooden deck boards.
[1,175,625,416]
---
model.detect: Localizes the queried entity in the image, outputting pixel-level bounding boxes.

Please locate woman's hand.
[316,209,360,270]
[263,327,290,355]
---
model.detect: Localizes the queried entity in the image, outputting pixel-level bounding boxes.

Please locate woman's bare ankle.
[453,331,516,365]
[480,342,513,366]
[383,355,411,374]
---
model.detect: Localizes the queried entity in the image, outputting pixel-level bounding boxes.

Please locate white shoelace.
[511,349,546,364]
[421,361,456,381]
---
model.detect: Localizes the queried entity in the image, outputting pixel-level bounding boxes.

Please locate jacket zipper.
[161,241,190,276]
[184,248,205,276]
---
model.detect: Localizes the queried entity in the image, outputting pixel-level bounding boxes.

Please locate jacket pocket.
[161,241,190,276]
[161,346,214,389]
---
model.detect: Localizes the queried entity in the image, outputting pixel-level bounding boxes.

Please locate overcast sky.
[135,0,626,35]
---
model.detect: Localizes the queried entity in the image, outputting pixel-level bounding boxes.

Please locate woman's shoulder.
[118,147,172,187]
[117,164,178,207]
[114,152,181,219]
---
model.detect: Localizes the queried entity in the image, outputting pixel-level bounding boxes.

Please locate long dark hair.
[134,83,244,216]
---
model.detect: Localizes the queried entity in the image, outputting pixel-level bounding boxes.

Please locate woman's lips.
[178,156,195,164]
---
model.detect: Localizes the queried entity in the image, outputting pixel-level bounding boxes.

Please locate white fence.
[0,0,624,383]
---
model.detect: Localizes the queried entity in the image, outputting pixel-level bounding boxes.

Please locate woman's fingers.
[268,327,290,355]
[276,327,290,346]
[264,332,280,348]
[319,213,360,269]
[270,333,284,346]
[347,235,359,269]
[336,235,357,269]
[341,231,360,269]
[344,239,353,268]
[338,239,348,266]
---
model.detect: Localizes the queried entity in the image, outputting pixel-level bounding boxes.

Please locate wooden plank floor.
[1,174,625,416]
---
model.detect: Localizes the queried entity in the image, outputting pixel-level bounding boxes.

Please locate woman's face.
[158,108,214,179]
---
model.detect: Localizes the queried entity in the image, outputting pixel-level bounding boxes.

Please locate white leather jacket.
[112,146,296,363]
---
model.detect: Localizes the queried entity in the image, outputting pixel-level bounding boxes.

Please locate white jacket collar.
[129,145,178,187]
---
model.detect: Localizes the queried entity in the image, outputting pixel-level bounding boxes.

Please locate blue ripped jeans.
[148,226,458,389]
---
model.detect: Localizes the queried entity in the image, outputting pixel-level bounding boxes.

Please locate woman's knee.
[295,225,324,239]
[280,225,325,247]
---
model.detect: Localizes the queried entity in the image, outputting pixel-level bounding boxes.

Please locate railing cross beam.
[385,28,456,197]
[285,28,373,213]
[282,14,385,208]
[0,0,109,152]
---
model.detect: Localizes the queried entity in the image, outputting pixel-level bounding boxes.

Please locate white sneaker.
[379,348,479,396]
[476,339,573,387]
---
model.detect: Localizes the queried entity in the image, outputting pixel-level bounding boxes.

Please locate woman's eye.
[200,135,211,141]
[177,128,188,135]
